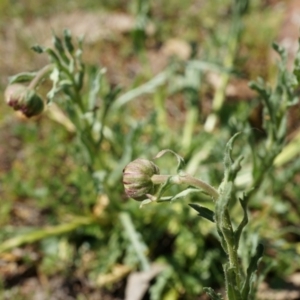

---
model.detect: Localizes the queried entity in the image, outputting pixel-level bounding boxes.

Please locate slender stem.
[182,107,198,152]
[0,216,95,253]
[28,64,54,89]
[151,174,219,199]
[223,209,242,289]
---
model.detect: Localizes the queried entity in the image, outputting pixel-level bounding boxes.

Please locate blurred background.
[0,1,300,299]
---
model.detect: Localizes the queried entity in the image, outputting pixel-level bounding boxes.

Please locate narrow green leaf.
[189,203,215,223]
[215,182,233,253]
[64,29,74,53]
[293,38,300,84]
[234,0,249,15]
[112,69,172,109]
[272,42,287,63]
[241,243,264,299]
[168,188,201,202]
[75,68,85,91]
[119,212,150,271]
[31,45,44,53]
[53,34,64,54]
[88,69,103,110]
[47,68,61,102]
[9,72,37,84]
[216,182,232,220]
[0,216,94,253]
[154,149,185,172]
[154,176,174,201]
[45,48,61,65]
[52,33,69,63]
[223,132,241,180]
[234,194,249,248]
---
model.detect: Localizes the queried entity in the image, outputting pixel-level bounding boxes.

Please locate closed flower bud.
[5,84,44,118]
[123,159,160,200]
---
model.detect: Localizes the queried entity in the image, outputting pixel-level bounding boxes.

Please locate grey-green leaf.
[203,287,224,300]
[189,203,215,223]
[31,45,44,53]
[241,243,264,299]
[9,72,37,84]
[64,29,74,53]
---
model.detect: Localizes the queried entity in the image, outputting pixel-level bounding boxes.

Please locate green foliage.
[1,1,300,299]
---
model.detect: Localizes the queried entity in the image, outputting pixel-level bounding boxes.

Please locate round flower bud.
[123,158,160,200]
[5,84,26,108]
[5,84,44,118]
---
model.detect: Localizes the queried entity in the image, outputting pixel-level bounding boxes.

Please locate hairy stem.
[151,174,219,199]
[28,64,54,90]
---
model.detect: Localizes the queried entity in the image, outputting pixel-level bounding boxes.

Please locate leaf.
[241,243,264,299]
[293,38,300,84]
[52,33,69,64]
[45,48,61,65]
[215,181,233,252]
[189,203,215,223]
[112,69,172,109]
[234,194,249,248]
[47,68,61,102]
[154,149,185,172]
[31,45,44,53]
[169,188,201,202]
[9,72,37,84]
[88,68,102,110]
[223,132,241,174]
[223,133,243,182]
[234,0,249,15]
[153,176,174,201]
[203,287,224,300]
[149,267,173,300]
[272,42,287,63]
[0,216,94,253]
[63,29,74,54]
[119,212,150,271]
[139,199,153,208]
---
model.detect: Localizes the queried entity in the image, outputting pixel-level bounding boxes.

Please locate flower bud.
[5,84,44,118]
[123,159,160,200]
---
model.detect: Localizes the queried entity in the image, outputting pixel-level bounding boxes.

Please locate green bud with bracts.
[123,159,160,200]
[5,84,44,118]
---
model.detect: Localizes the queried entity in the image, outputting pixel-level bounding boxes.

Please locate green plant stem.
[28,64,54,89]
[215,187,242,298]
[154,87,168,131]
[182,107,198,153]
[223,209,242,289]
[274,129,300,166]
[112,69,172,109]
[151,174,219,199]
[0,216,96,253]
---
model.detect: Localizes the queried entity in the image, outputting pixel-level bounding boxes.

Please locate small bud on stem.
[123,158,219,201]
[123,159,160,200]
[5,84,44,118]
[151,174,219,199]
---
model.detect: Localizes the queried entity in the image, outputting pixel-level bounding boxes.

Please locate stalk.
[28,64,54,90]
[151,174,219,200]
[0,216,96,253]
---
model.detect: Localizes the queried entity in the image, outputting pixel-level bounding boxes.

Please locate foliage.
[1,1,300,299]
